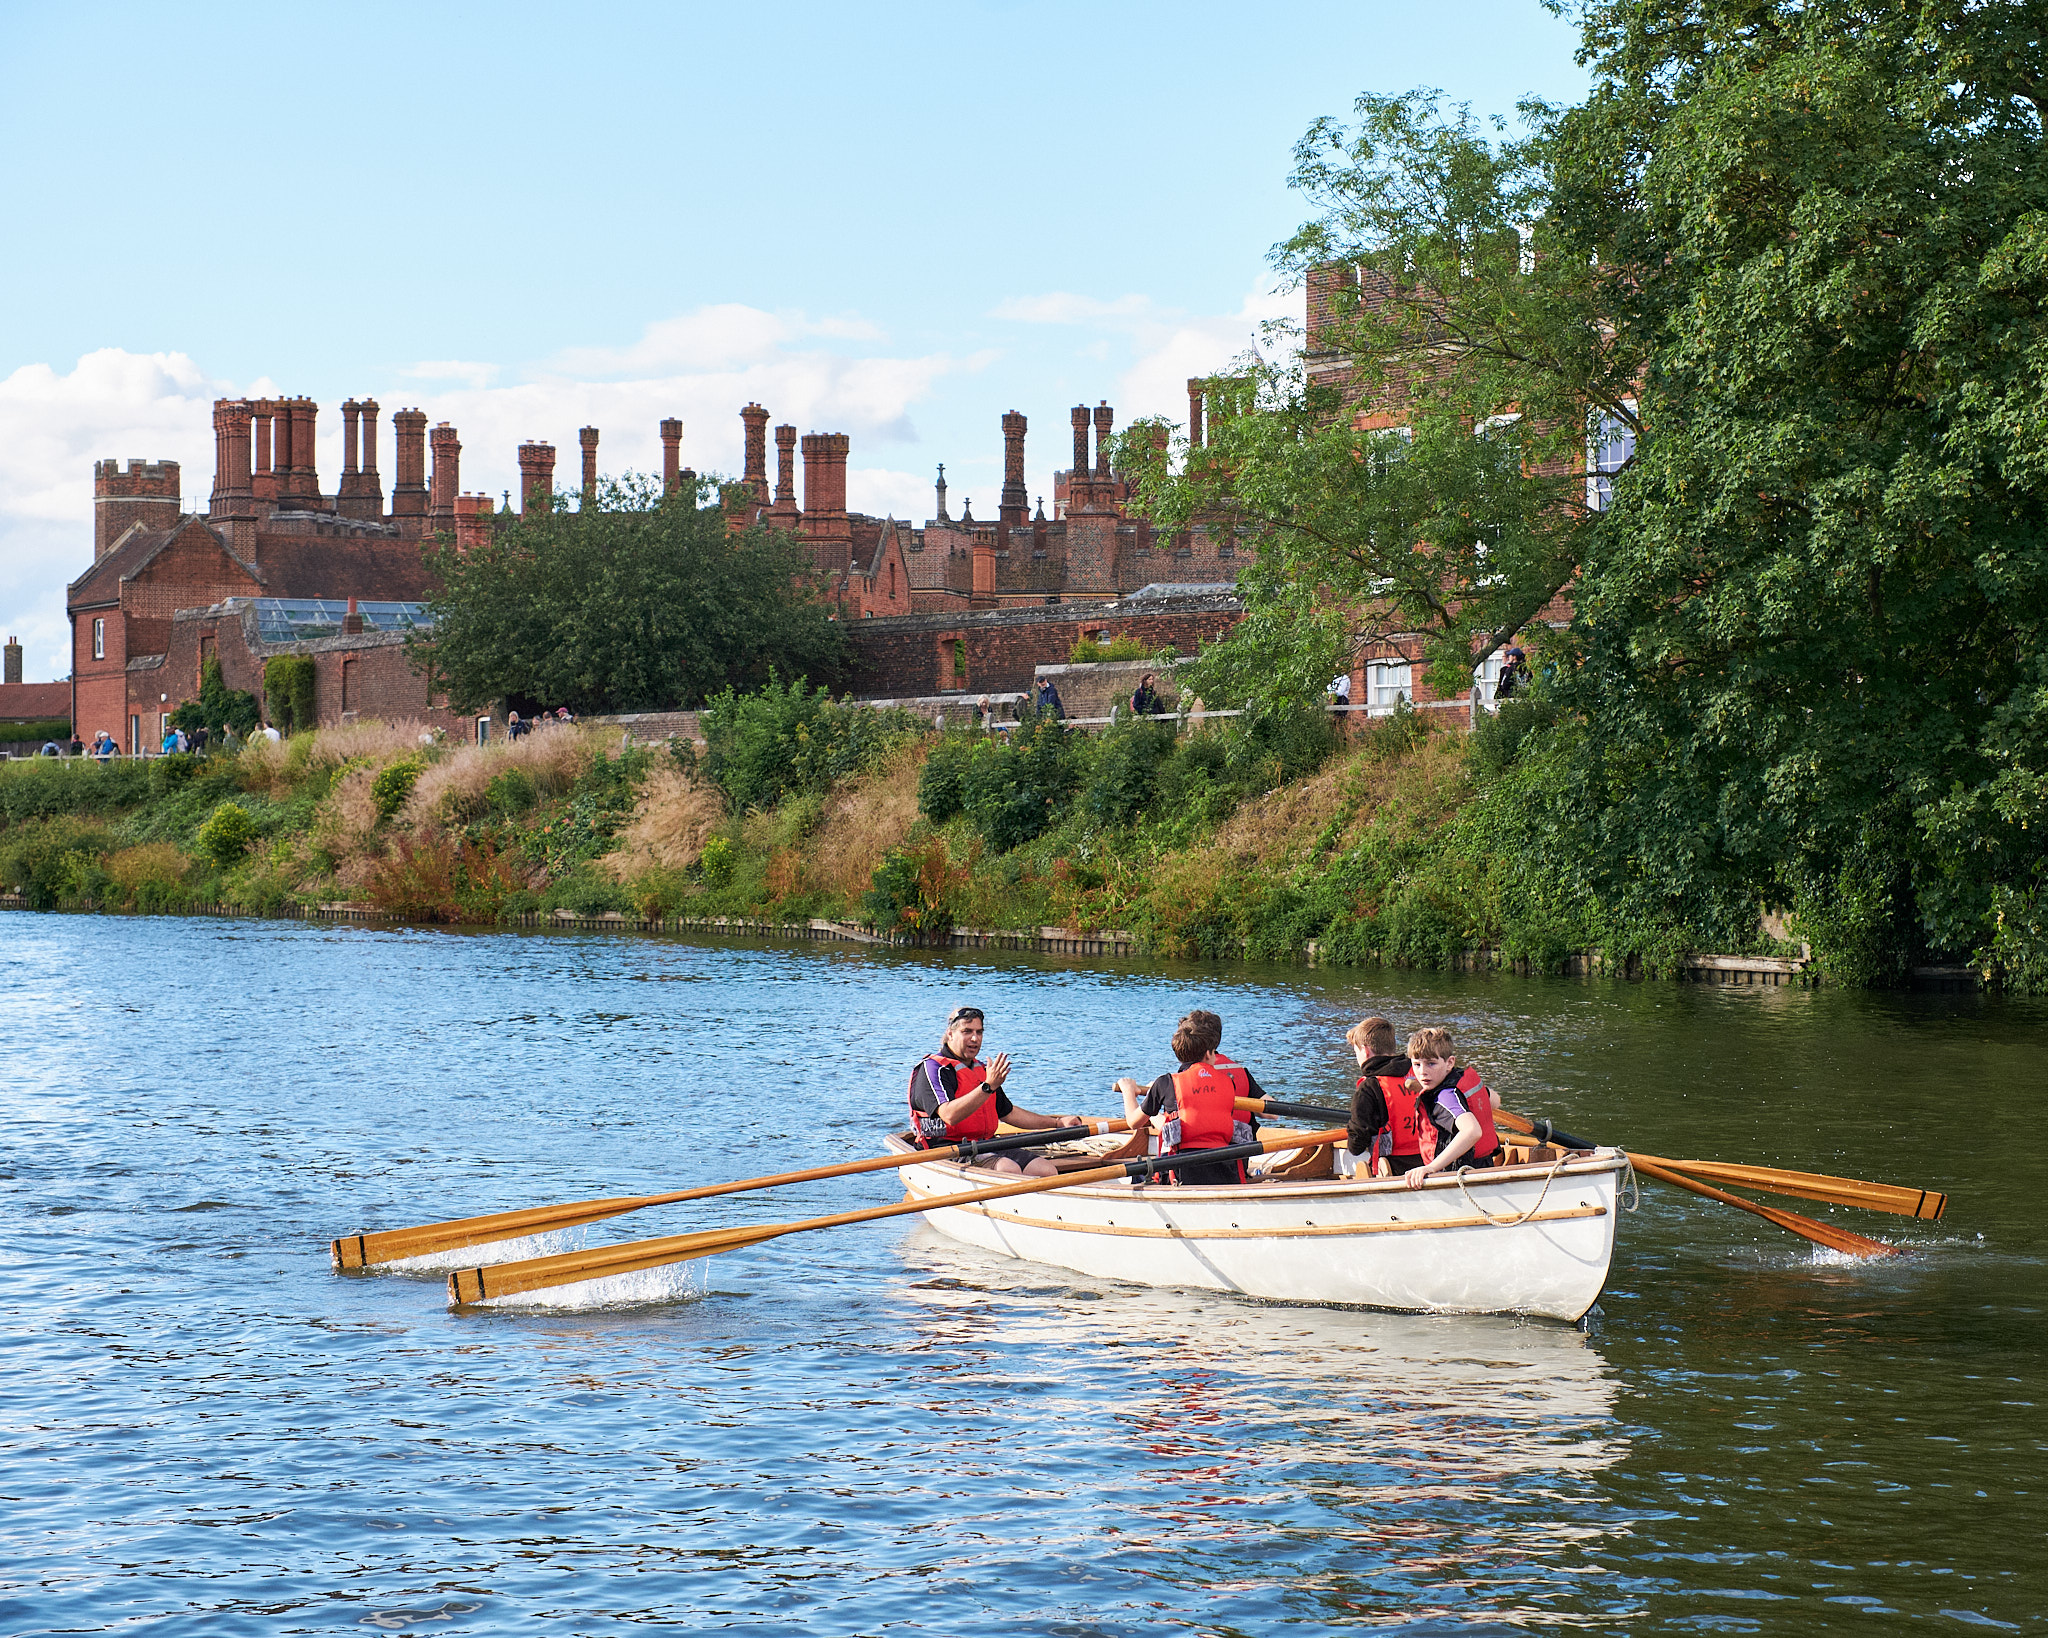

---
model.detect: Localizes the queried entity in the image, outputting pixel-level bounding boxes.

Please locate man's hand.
[985,1051,1011,1090]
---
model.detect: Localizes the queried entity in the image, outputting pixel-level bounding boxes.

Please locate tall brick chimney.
[280,398,320,509]
[429,422,461,535]
[359,399,382,516]
[1093,401,1115,480]
[341,399,360,482]
[518,441,556,517]
[4,636,21,688]
[94,458,181,559]
[250,401,277,505]
[579,426,599,507]
[391,409,429,534]
[800,432,852,570]
[336,399,374,519]
[453,492,494,553]
[769,424,799,529]
[741,404,770,504]
[660,418,683,494]
[209,399,254,523]
[1187,378,1205,448]
[999,411,1028,526]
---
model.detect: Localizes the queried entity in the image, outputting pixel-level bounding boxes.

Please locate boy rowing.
[1347,1020,1502,1185]
[1113,1009,1267,1185]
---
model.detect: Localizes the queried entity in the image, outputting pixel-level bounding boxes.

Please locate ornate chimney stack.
[281,398,320,509]
[765,424,799,530]
[391,409,429,534]
[341,399,360,482]
[999,411,1028,526]
[250,401,278,505]
[579,426,599,506]
[359,399,382,516]
[1187,378,1205,449]
[518,441,556,517]
[741,404,770,503]
[429,422,461,535]
[660,418,684,494]
[1093,401,1114,480]
[209,399,254,525]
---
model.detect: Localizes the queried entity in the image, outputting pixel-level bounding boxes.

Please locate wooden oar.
[1497,1110,1943,1220]
[1626,1155,1900,1259]
[334,1120,1133,1270]
[1246,1097,1903,1259]
[1488,1109,1901,1259]
[447,1128,1346,1305]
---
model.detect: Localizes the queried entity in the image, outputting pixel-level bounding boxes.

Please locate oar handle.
[1236,1095,1352,1125]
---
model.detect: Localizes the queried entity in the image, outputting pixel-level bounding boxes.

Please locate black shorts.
[1164,1157,1245,1186]
[970,1149,1047,1173]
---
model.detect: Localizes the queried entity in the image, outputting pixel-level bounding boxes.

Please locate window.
[128,714,140,757]
[1472,651,1505,714]
[1366,661,1412,714]
[1587,403,1637,511]
[92,618,105,661]
[476,715,492,746]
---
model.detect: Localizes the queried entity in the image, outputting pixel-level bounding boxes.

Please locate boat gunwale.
[881,1132,1628,1204]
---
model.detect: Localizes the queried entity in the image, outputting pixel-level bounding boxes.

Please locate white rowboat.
[885,1134,1629,1323]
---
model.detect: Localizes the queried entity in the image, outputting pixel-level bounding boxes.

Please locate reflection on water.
[0,915,2041,1634]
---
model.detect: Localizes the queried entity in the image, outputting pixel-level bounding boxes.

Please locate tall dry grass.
[602,767,727,880]
[805,741,926,907]
[238,719,436,796]
[403,724,595,830]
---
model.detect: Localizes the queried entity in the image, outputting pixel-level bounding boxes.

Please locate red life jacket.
[910,1054,999,1148]
[1168,1052,1251,1153]
[1379,1074,1426,1157]
[1416,1067,1500,1165]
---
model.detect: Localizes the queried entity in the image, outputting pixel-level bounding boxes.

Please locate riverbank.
[0,687,1953,984]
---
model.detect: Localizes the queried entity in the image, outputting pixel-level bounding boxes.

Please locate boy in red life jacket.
[1343,1015,1413,1178]
[1112,1009,1265,1185]
[905,1005,1080,1177]
[1400,1026,1503,1191]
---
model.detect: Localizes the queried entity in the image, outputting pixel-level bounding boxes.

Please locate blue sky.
[0,0,1589,678]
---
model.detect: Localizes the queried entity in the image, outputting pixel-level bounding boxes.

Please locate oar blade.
[1663,1159,1945,1221]
[448,1222,774,1304]
[332,1198,646,1270]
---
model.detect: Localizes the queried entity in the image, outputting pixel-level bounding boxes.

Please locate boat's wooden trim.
[916,1196,1609,1241]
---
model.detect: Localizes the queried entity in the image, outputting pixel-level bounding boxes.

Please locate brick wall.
[842,595,1243,698]
[93,460,181,560]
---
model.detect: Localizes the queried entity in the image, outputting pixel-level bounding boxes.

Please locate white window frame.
[1366,661,1412,715]
[1472,651,1505,714]
[1587,398,1638,512]
[92,617,105,661]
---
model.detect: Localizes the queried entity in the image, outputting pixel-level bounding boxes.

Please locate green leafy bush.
[702,674,925,812]
[263,656,318,735]
[485,766,538,816]
[195,802,257,868]
[699,834,736,889]
[371,757,425,822]
[169,656,260,742]
[0,817,111,908]
[1079,720,1176,828]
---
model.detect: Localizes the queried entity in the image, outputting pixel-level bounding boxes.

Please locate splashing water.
[466,1256,711,1311]
[375,1224,594,1275]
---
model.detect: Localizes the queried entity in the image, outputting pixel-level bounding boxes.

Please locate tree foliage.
[170,656,260,740]
[424,475,847,715]
[1131,1,2048,984]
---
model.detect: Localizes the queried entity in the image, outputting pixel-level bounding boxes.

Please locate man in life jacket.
[1398,1026,1502,1190]
[905,1005,1080,1177]
[1112,1009,1267,1185]
[1344,1015,1412,1177]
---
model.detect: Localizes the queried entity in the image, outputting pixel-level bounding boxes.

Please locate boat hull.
[889,1138,1626,1323]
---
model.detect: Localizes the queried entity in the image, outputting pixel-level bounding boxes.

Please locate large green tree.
[423,476,847,715]
[1134,1,2048,984]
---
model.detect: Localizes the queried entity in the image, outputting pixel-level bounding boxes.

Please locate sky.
[0,0,1590,680]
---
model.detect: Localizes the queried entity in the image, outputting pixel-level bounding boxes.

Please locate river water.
[1,915,2041,1635]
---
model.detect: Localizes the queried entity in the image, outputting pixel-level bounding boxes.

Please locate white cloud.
[550,305,886,378]
[1116,285,1298,425]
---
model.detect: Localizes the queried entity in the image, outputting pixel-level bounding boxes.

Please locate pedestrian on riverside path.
[1131,674,1163,717]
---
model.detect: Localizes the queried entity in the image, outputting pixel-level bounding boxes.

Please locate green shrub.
[263,655,318,734]
[0,757,151,821]
[371,757,425,822]
[485,766,538,816]
[1080,720,1176,828]
[149,753,199,795]
[699,834,736,889]
[0,719,71,744]
[1467,697,1557,783]
[0,817,111,909]
[863,838,961,936]
[917,733,975,824]
[958,716,1081,851]
[702,674,925,811]
[1068,635,1175,663]
[195,802,257,868]
[169,655,260,742]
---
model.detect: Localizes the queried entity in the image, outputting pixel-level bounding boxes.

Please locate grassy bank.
[0,684,1786,976]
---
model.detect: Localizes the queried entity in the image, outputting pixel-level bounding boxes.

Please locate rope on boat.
[1454,1151,1571,1227]
[1619,1153,1639,1213]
